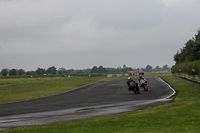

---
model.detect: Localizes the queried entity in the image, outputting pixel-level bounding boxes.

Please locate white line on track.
[157,76,176,99]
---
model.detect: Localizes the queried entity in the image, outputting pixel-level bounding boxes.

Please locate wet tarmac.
[0,76,175,130]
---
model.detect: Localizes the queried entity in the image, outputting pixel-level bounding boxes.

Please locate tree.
[36,68,46,75]
[193,30,200,60]
[163,64,169,71]
[9,69,17,75]
[46,66,57,74]
[155,66,161,71]
[174,50,181,64]
[84,68,92,73]
[98,66,106,73]
[1,68,8,76]
[18,69,25,75]
[121,64,133,73]
[123,64,127,69]
[68,69,75,74]
[57,67,68,74]
[173,29,200,64]
[145,65,152,72]
[105,67,115,74]
[90,66,98,73]
[183,40,195,62]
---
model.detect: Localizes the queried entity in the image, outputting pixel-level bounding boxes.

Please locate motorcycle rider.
[127,77,134,86]
[127,77,140,93]
[138,76,147,86]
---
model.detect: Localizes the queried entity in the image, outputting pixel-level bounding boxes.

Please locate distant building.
[127,70,146,75]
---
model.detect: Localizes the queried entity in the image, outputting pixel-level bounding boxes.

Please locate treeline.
[172,28,200,75]
[174,29,200,63]
[0,64,170,77]
[144,64,170,72]
[0,65,133,76]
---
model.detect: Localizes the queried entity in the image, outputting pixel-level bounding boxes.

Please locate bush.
[172,60,200,75]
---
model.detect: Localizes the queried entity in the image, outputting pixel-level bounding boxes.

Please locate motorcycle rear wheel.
[144,86,148,91]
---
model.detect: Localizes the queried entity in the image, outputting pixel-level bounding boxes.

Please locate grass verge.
[1,75,200,133]
[0,77,106,104]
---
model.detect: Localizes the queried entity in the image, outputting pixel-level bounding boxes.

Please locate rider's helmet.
[139,76,142,79]
[128,77,131,80]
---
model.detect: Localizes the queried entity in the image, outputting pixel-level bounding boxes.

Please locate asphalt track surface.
[0,76,175,130]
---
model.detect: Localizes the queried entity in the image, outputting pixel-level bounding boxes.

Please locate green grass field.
[1,75,200,133]
[0,77,106,103]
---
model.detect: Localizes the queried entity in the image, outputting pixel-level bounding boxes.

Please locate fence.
[107,73,141,78]
[173,73,200,83]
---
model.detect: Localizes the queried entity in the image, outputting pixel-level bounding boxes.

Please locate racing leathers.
[127,78,140,92]
[138,77,147,87]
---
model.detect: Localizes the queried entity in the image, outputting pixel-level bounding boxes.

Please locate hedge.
[171,60,200,76]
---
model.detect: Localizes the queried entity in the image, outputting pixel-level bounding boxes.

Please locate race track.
[0,76,175,129]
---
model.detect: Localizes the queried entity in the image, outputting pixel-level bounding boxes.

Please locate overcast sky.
[0,0,200,71]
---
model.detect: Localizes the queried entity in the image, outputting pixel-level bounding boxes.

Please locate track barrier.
[173,73,200,83]
[107,73,140,78]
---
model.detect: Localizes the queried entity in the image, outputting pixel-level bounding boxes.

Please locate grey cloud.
[1,0,200,70]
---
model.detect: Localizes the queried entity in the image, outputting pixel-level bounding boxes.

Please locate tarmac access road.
[0,75,175,130]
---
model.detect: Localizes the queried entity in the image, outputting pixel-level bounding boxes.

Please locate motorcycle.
[139,79,148,91]
[129,81,140,94]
